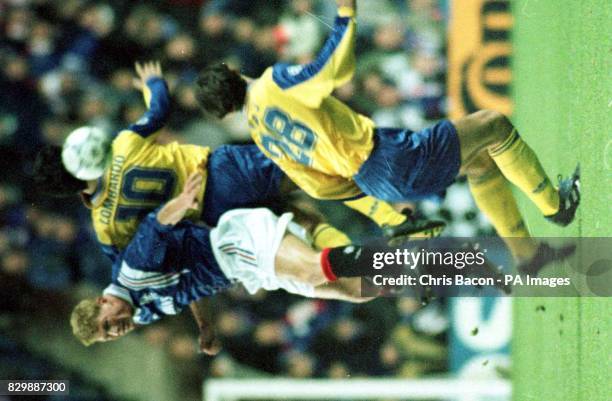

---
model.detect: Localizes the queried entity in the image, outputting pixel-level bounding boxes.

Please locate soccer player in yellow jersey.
[33,62,292,264]
[194,0,580,274]
[32,61,436,270]
[34,60,446,269]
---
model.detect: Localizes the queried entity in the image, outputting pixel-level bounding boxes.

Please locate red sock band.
[320,248,338,282]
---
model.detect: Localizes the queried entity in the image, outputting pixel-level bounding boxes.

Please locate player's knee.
[456,110,512,152]
[464,151,497,178]
[478,109,513,147]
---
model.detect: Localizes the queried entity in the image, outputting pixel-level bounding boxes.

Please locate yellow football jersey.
[247,7,375,200]
[88,78,210,253]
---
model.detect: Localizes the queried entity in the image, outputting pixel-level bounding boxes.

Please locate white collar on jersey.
[103,283,134,307]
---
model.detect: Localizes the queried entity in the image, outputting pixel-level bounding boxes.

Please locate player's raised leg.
[453,110,580,272]
[464,151,537,261]
[212,207,378,300]
[271,231,372,302]
[454,110,580,226]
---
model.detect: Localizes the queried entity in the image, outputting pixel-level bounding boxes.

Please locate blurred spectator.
[276,0,324,62]
[198,12,235,65]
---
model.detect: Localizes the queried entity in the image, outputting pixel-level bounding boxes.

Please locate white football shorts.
[210,208,316,298]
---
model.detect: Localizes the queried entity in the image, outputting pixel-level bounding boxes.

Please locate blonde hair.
[70,298,101,346]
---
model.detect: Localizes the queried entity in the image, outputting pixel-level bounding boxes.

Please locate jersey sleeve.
[127,77,171,138]
[271,8,356,108]
[115,210,184,291]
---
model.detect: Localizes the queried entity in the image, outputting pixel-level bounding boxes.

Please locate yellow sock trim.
[468,169,537,260]
[312,223,351,249]
[489,130,560,216]
[343,196,406,227]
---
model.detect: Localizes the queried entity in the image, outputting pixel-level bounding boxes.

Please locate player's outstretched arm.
[128,60,171,137]
[156,171,203,226]
[132,61,163,91]
[273,0,357,108]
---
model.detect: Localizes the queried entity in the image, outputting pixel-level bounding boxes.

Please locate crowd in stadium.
[0,0,488,399]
